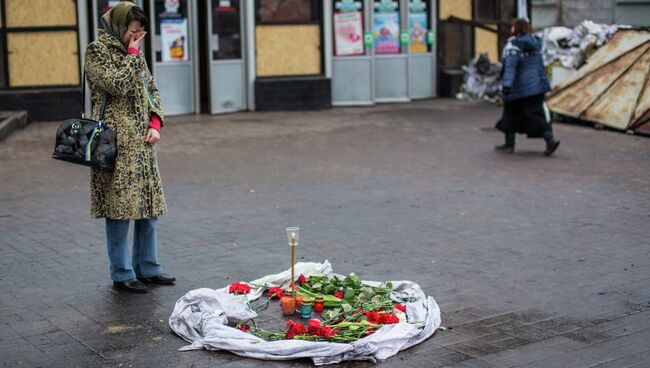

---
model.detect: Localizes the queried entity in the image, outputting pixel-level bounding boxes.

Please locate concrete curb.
[0,111,29,143]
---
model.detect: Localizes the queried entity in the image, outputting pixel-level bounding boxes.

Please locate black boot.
[544,139,560,156]
[495,144,514,153]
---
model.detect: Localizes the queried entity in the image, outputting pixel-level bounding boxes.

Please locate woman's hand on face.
[129,31,147,51]
[145,128,160,145]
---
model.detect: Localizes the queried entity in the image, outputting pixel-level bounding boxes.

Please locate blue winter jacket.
[501,33,551,102]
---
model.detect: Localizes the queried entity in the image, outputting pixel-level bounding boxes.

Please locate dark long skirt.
[496,93,550,138]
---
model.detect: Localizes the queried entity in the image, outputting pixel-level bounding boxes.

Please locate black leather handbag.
[52,71,117,170]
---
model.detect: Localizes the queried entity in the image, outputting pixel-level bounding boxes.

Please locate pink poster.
[334,12,364,56]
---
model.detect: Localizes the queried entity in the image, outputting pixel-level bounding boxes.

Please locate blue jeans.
[105,218,163,281]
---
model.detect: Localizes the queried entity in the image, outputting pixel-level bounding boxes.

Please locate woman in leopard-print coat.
[85,2,175,293]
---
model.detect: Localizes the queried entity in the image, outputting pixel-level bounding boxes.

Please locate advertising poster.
[409,12,428,53]
[161,18,189,62]
[373,12,400,54]
[334,11,364,56]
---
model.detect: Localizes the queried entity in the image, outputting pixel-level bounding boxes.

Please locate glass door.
[331,0,373,105]
[207,0,247,113]
[149,0,198,115]
[372,0,409,102]
[408,0,436,98]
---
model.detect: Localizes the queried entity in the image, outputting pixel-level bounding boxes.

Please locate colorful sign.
[373,12,400,54]
[409,12,428,53]
[161,18,189,62]
[335,0,362,12]
[334,11,364,56]
[374,0,399,13]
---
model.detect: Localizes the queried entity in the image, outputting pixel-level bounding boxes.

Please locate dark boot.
[542,130,560,156]
[495,133,515,153]
[495,144,514,153]
[544,139,561,156]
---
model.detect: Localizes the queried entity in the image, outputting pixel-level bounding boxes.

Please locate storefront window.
[212,0,242,59]
[257,0,319,23]
[332,0,364,57]
[409,0,430,53]
[154,0,190,62]
[373,0,400,54]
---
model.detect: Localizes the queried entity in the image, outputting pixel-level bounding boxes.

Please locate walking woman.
[85,1,175,293]
[496,18,560,155]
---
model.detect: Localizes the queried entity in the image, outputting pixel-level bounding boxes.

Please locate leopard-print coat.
[85,29,167,220]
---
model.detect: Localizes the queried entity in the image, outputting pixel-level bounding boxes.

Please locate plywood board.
[8,31,80,87]
[439,0,472,20]
[6,0,77,28]
[475,25,498,63]
[256,25,321,77]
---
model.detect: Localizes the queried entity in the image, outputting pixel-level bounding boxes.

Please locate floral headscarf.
[100,1,137,42]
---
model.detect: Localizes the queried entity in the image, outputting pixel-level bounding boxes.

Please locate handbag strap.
[82,51,111,121]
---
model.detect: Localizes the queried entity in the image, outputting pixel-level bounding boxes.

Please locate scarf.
[100,1,137,43]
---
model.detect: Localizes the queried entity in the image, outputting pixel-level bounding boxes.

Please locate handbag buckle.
[71,122,81,135]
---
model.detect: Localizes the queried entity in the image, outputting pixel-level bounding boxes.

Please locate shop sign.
[408,0,427,13]
[409,12,427,52]
[161,17,189,62]
[373,12,400,54]
[374,0,399,13]
[334,11,365,56]
[335,0,362,12]
[364,32,374,47]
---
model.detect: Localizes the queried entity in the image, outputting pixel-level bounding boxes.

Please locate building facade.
[531,0,650,29]
[0,0,526,121]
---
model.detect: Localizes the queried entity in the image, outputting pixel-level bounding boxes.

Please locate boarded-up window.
[8,31,80,87]
[256,25,321,76]
[5,0,77,28]
[2,0,80,87]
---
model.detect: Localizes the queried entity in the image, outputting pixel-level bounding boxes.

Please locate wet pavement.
[1,99,649,367]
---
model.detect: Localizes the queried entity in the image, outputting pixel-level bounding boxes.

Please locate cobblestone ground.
[1,99,649,368]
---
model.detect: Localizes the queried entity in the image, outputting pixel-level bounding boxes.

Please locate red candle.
[308,319,321,335]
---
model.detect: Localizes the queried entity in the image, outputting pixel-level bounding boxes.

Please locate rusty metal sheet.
[546,43,649,118]
[552,30,650,93]
[583,49,650,130]
[631,69,650,126]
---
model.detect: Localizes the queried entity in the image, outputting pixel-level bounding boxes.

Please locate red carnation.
[268,286,284,299]
[319,325,339,338]
[237,324,250,332]
[228,282,251,294]
[380,314,399,324]
[394,304,406,313]
[333,291,345,299]
[297,274,307,286]
[365,310,380,324]
[285,320,306,339]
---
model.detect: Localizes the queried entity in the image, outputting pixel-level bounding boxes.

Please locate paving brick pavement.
[0,99,649,367]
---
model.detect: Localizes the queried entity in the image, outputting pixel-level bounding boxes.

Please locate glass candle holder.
[286,227,300,247]
[300,299,313,319]
[281,295,296,315]
[313,294,325,313]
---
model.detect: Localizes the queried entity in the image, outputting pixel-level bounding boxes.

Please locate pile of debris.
[541,20,620,86]
[456,53,503,103]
